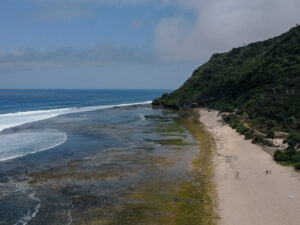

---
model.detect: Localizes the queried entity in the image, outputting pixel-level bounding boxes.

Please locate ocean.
[0,89,166,134]
[0,89,209,225]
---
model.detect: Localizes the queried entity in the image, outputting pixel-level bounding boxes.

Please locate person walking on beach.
[265,170,272,174]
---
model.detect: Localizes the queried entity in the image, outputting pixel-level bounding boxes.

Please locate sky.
[0,0,299,89]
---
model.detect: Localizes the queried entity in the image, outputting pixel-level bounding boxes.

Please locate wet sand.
[199,109,300,225]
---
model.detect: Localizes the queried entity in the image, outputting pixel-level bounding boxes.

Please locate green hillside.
[153,26,300,169]
[153,25,300,133]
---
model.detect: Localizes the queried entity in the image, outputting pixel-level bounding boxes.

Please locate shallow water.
[0,105,215,225]
[0,130,67,161]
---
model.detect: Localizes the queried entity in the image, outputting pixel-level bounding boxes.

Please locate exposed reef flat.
[11,107,217,225]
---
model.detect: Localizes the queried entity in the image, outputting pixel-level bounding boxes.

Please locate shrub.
[294,162,300,170]
[267,130,275,139]
[252,136,273,146]
[252,137,260,144]
[284,132,300,149]
[152,98,161,106]
[236,124,253,139]
[244,130,253,140]
[274,150,291,162]
[291,153,300,163]
[285,146,297,156]
[217,103,235,112]
[162,93,169,98]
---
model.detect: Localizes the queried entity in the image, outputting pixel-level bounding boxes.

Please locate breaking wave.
[0,130,67,161]
[0,101,152,133]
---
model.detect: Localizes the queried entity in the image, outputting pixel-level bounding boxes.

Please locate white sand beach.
[199,109,300,225]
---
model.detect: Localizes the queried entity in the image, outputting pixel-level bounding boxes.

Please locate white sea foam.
[138,113,146,120]
[0,101,152,133]
[0,130,67,162]
[17,191,41,225]
[0,181,41,225]
[65,209,73,225]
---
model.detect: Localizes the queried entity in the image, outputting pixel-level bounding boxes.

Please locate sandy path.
[199,109,300,225]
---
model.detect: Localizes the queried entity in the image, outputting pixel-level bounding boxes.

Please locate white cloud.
[31,0,150,5]
[0,44,156,73]
[155,0,300,62]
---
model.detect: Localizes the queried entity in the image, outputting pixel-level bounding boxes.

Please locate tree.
[284,132,300,149]
[267,130,275,144]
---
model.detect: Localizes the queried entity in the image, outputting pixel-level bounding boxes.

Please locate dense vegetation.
[274,132,300,170]
[153,25,300,169]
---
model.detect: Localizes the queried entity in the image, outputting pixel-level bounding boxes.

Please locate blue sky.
[0,0,299,89]
[0,1,167,49]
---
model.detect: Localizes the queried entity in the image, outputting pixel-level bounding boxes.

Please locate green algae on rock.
[26,108,217,225]
[104,111,218,225]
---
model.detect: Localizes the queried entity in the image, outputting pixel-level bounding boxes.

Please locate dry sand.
[199,109,300,225]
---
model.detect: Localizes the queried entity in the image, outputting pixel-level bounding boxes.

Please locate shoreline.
[199,108,300,225]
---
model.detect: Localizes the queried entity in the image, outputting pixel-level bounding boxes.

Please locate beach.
[1,103,299,225]
[199,109,300,225]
